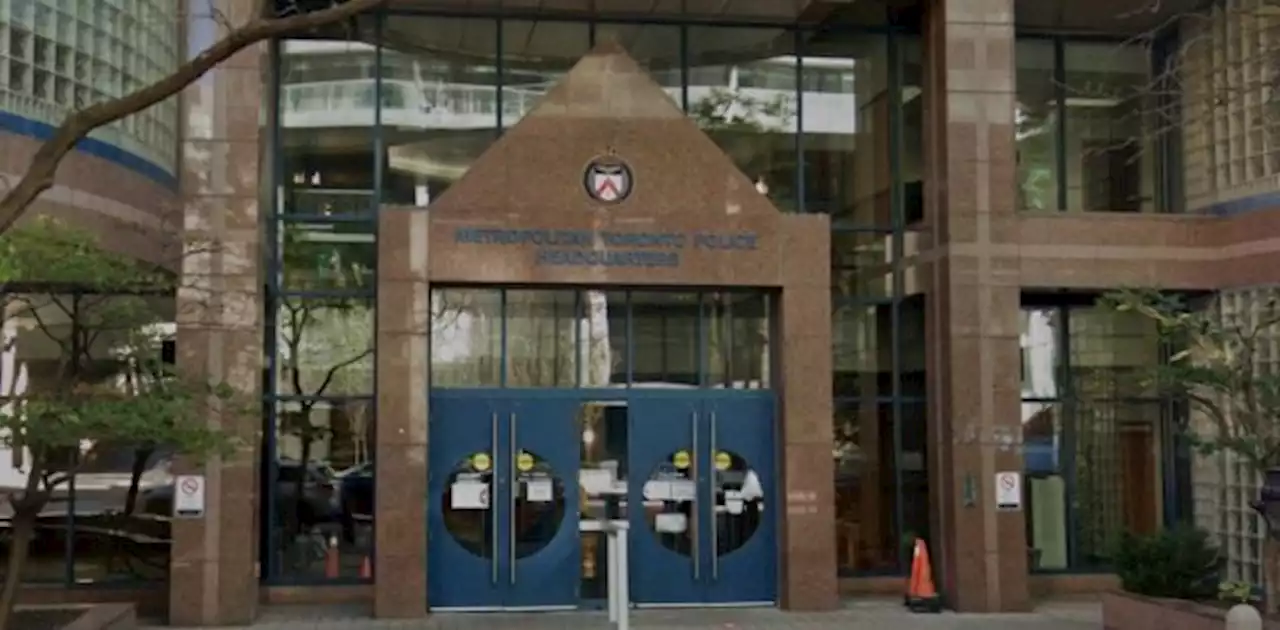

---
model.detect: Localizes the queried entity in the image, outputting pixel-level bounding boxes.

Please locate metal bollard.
[1225,603,1262,630]
[600,493,630,630]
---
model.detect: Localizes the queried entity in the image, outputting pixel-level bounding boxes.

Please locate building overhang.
[279,0,851,25]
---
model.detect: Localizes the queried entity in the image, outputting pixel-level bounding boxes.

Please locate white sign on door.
[995,471,1022,511]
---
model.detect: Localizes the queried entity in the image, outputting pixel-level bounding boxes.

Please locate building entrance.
[427,390,776,611]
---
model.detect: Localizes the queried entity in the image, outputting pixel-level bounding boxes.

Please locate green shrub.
[1113,525,1223,600]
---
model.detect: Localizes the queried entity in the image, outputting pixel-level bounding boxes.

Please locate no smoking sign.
[994,471,1022,511]
[174,474,206,518]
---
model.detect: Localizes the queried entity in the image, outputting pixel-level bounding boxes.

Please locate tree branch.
[0,0,389,235]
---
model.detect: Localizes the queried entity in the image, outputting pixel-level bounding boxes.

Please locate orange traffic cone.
[359,555,372,579]
[324,535,341,579]
[904,538,942,613]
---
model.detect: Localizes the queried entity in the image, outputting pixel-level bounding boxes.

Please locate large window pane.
[900,401,929,556]
[268,399,373,581]
[1023,401,1068,571]
[832,230,893,301]
[802,34,886,225]
[687,27,798,211]
[505,290,577,388]
[834,401,899,574]
[900,296,926,399]
[280,220,375,291]
[1063,43,1152,213]
[279,38,376,216]
[1016,39,1058,212]
[832,302,891,400]
[276,297,374,397]
[1073,400,1163,568]
[380,17,499,207]
[899,36,924,226]
[430,289,501,388]
[1068,306,1159,399]
[704,292,771,389]
[630,292,699,387]
[578,290,627,388]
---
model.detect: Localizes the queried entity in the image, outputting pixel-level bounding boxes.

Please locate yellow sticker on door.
[714,451,732,471]
[471,452,492,472]
[516,451,535,472]
[672,450,691,470]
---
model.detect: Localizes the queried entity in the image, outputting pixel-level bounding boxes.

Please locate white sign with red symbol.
[995,471,1022,511]
[174,474,206,518]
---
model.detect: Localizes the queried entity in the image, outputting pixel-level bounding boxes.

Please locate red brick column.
[777,215,839,611]
[169,0,265,624]
[373,207,430,617]
[921,0,1030,613]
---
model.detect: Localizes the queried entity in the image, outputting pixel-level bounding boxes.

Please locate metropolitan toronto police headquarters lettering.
[453,227,759,268]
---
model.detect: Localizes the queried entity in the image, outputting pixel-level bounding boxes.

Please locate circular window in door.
[641,451,696,555]
[440,455,495,559]
[512,451,567,559]
[712,450,764,557]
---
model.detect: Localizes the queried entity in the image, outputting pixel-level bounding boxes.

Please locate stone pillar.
[921,0,1030,613]
[777,215,839,611]
[169,1,265,625]
[373,206,429,617]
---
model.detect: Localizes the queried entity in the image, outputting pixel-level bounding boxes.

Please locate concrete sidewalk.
[205,599,1101,630]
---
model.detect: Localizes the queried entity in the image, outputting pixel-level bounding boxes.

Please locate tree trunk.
[0,509,38,630]
[123,447,154,516]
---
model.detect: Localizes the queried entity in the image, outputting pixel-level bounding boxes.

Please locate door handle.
[510,411,518,586]
[490,410,499,585]
[709,410,718,581]
[690,409,699,581]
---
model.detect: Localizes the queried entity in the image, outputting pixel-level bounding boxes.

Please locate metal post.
[606,529,618,624]
[599,492,630,629]
[616,525,629,630]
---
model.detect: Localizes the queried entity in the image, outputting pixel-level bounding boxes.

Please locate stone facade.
[127,0,1280,623]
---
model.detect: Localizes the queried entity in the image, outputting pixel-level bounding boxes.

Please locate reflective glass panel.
[630,292,699,387]
[705,292,771,389]
[430,289,502,387]
[505,290,577,388]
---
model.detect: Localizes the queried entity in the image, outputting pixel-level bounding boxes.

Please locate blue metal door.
[427,394,503,609]
[427,393,583,610]
[702,394,777,604]
[502,396,583,609]
[627,395,706,605]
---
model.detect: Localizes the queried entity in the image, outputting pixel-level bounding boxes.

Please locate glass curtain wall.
[1015,37,1157,213]
[265,11,923,584]
[267,29,380,583]
[1020,299,1175,572]
[819,29,926,577]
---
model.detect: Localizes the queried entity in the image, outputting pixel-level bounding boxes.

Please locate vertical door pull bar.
[490,410,499,584]
[509,412,518,585]
[710,410,719,581]
[691,409,700,580]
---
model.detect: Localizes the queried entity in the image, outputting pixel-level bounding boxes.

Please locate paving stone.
[154,599,1100,630]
